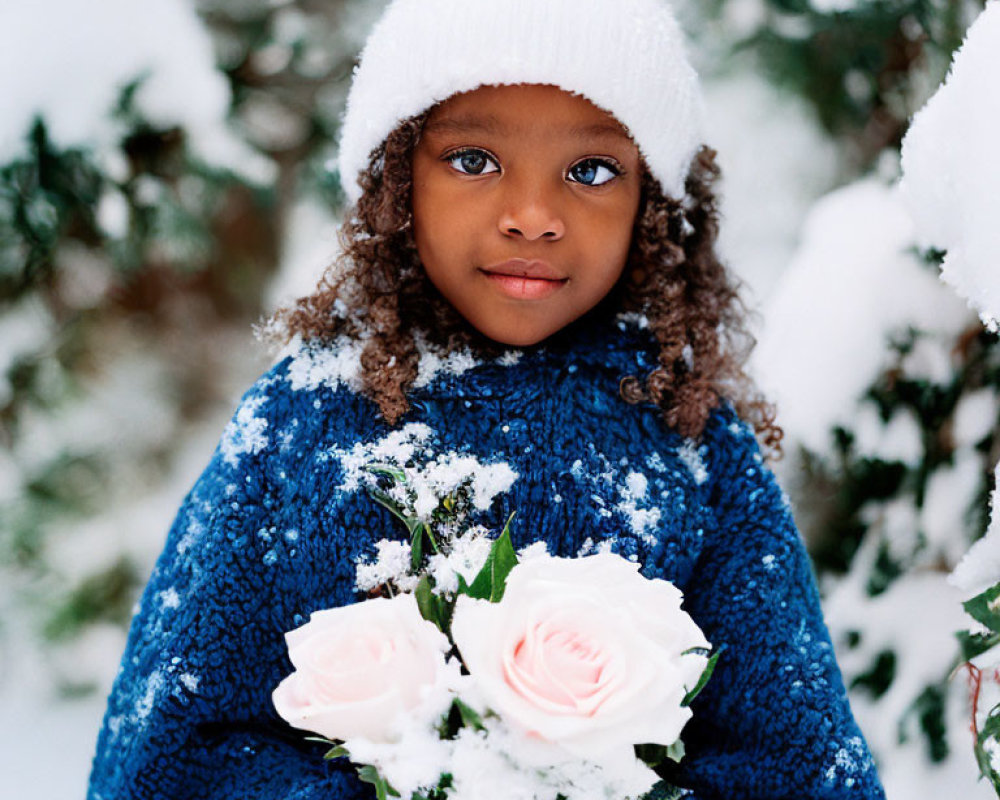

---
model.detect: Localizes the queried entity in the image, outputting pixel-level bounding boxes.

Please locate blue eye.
[447,149,500,176]
[568,158,620,186]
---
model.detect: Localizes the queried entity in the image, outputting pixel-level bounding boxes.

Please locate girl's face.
[411,84,642,347]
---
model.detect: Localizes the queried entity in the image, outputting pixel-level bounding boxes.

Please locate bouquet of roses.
[272,460,718,800]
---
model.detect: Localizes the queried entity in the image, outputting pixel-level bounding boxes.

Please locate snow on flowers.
[272,464,716,800]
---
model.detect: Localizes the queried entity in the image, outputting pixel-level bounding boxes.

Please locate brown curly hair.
[264,111,782,457]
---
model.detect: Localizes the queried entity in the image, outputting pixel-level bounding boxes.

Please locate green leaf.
[957,629,1000,661]
[453,698,486,732]
[682,647,723,708]
[415,574,439,627]
[369,489,419,535]
[303,736,349,760]
[357,766,400,800]
[641,780,688,800]
[364,463,408,483]
[663,740,686,764]
[424,523,441,554]
[963,583,1000,632]
[975,712,1000,791]
[634,740,685,768]
[411,521,425,570]
[466,512,518,602]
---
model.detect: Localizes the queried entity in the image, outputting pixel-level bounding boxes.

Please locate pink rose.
[272,594,451,743]
[450,553,710,766]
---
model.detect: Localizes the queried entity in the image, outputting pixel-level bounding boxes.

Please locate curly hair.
[265,111,783,457]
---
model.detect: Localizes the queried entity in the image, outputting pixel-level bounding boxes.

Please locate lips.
[480,259,567,281]
[479,260,568,301]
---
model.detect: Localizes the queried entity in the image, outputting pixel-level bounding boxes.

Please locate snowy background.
[1,0,998,798]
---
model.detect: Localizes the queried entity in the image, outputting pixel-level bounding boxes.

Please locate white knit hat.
[338,0,706,204]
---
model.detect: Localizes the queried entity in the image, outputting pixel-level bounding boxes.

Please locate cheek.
[412,173,475,270]
[582,201,639,280]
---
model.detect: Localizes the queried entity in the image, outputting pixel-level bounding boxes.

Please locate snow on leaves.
[336,424,519,595]
[330,423,518,522]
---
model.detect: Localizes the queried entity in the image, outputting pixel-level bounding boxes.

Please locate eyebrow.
[423,115,633,143]
[423,114,503,136]
[567,122,634,142]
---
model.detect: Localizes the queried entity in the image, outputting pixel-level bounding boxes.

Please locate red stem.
[969,662,983,740]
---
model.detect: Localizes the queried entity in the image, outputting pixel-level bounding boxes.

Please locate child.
[88,0,886,798]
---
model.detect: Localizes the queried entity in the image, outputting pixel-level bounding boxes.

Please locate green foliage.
[702,0,985,164]
[850,649,898,699]
[465,513,518,603]
[0,21,283,665]
[0,119,104,305]
[681,647,724,707]
[957,582,1000,787]
[901,683,950,763]
[415,574,454,634]
[452,698,486,733]
[303,736,350,760]
[42,556,141,641]
[358,764,401,800]
[794,318,998,776]
[976,708,1000,793]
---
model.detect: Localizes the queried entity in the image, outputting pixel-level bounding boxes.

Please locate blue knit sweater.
[87,311,885,800]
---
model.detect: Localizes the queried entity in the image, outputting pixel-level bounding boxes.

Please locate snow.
[900,3,1000,333]
[412,337,481,389]
[753,179,972,453]
[0,0,272,182]
[220,395,270,467]
[0,621,111,800]
[286,336,367,394]
[950,462,1000,597]
[284,331,520,398]
[851,406,924,466]
[703,68,840,303]
[355,539,418,594]
[614,500,661,543]
[158,587,182,610]
[445,716,660,800]
[426,527,494,595]
[625,472,648,498]
[921,449,985,566]
[11,349,178,481]
[133,669,164,723]
[332,423,433,492]
[823,557,994,800]
[265,201,343,312]
[898,3,1000,611]
[0,298,52,407]
[952,389,999,449]
[332,425,518,525]
[677,441,709,486]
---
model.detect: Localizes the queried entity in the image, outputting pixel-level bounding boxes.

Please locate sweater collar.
[409,309,660,399]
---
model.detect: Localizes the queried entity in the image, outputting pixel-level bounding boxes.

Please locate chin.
[475,320,554,348]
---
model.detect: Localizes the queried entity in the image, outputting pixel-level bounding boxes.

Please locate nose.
[497,177,566,242]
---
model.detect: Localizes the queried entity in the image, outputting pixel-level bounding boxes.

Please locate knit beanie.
[338,0,705,204]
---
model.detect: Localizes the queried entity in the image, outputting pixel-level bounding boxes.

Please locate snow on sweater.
[87,310,885,799]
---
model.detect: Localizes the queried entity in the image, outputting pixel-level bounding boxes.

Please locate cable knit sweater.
[87,310,886,800]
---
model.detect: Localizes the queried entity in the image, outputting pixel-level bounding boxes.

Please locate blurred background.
[1,0,997,797]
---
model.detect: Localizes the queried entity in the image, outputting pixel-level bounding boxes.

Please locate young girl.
[88,0,886,797]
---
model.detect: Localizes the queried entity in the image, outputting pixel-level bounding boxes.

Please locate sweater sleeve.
[662,408,886,800]
[86,366,372,800]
